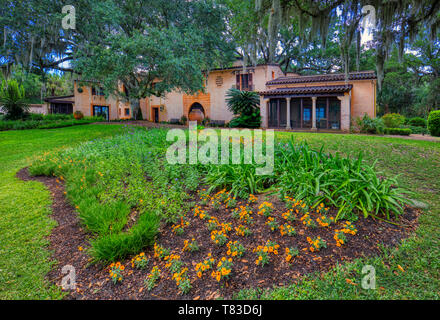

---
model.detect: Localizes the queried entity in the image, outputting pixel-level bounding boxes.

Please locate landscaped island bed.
[19,165,418,299]
[21,126,420,299]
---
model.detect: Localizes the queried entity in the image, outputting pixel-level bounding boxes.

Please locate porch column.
[286,97,291,129]
[338,94,350,131]
[311,96,317,130]
[260,96,269,128]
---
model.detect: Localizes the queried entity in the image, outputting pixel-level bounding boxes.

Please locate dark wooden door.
[153,107,159,123]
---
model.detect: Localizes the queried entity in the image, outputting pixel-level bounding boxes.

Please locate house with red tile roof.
[71,61,376,131]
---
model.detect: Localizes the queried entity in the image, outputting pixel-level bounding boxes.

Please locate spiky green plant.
[226,88,260,128]
[0,79,29,120]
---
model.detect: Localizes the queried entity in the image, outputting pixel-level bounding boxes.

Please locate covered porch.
[259,85,352,131]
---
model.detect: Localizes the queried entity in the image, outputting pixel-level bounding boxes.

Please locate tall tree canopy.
[226,0,440,90]
[73,0,235,103]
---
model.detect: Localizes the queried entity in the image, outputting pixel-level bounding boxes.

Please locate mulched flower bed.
[17,168,419,300]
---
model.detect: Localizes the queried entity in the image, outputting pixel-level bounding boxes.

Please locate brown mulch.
[17,167,419,300]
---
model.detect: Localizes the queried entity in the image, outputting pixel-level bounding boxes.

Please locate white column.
[286,97,291,129]
[311,96,317,130]
[260,96,269,128]
[338,94,350,131]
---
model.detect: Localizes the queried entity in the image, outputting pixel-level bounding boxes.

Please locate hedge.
[407,117,427,127]
[384,128,412,136]
[428,110,440,137]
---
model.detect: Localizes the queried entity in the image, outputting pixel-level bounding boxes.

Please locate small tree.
[226,88,261,128]
[0,80,29,120]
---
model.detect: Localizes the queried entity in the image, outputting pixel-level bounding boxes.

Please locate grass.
[1,126,439,299]
[0,124,123,299]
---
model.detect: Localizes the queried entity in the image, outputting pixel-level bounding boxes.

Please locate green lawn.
[1,126,439,299]
[0,125,123,299]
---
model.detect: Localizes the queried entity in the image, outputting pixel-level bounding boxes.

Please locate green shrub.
[43,113,73,121]
[29,113,44,121]
[428,110,440,137]
[407,117,426,127]
[0,79,29,120]
[382,113,405,128]
[402,125,428,135]
[229,113,261,128]
[355,114,385,134]
[384,128,412,136]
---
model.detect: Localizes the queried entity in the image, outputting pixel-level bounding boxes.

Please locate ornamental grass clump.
[275,138,411,220]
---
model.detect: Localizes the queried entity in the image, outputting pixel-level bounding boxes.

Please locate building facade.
[71,62,377,131]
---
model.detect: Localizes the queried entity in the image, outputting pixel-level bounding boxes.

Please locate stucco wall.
[73,81,119,120]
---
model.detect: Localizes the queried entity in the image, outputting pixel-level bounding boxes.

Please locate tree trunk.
[129,98,140,120]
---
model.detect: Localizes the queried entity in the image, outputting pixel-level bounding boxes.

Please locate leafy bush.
[407,117,426,127]
[28,113,44,121]
[0,79,29,120]
[228,114,261,128]
[226,88,261,128]
[355,114,385,134]
[44,113,73,121]
[402,125,428,135]
[382,113,405,128]
[384,128,412,136]
[428,110,440,137]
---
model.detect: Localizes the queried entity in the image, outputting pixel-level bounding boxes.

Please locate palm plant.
[226,88,260,128]
[0,79,29,120]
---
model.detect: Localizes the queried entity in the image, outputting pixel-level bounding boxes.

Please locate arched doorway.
[188,102,205,123]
